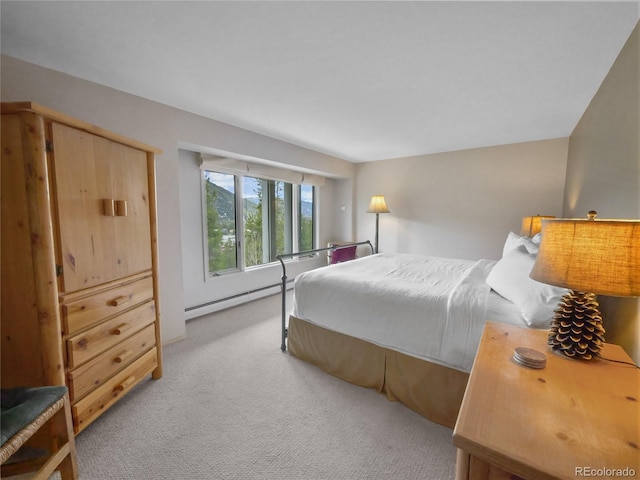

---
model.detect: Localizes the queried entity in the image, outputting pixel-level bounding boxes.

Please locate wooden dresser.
[1,102,163,433]
[453,321,639,480]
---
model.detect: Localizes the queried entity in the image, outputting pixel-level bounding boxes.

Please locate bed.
[279,233,568,428]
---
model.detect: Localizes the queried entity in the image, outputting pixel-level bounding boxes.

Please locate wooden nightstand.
[453,321,639,480]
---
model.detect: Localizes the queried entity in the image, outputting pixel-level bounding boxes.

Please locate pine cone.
[548,291,605,360]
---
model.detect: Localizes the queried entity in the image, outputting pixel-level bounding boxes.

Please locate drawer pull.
[111,323,131,335]
[115,200,128,217]
[103,199,115,216]
[113,375,136,392]
[109,295,130,307]
[114,350,133,363]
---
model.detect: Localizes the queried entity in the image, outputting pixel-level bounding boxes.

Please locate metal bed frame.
[276,240,374,351]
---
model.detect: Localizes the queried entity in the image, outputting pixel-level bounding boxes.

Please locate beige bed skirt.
[287,315,469,428]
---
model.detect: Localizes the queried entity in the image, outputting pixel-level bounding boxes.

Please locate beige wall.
[354,139,569,261]
[564,22,640,363]
[565,23,639,219]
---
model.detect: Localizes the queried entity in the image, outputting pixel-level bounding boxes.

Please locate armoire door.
[51,122,152,293]
[103,135,153,280]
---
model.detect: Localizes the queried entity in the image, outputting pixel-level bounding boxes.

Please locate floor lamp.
[367,195,390,254]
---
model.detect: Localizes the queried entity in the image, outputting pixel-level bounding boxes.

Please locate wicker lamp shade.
[520,215,555,237]
[530,219,640,297]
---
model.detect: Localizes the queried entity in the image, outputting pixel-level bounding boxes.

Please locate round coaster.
[513,347,547,369]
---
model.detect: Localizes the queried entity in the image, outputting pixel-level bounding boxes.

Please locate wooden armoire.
[1,102,163,433]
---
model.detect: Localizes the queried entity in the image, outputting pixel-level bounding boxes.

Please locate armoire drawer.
[61,273,154,335]
[67,324,156,402]
[72,348,158,433]
[66,300,156,369]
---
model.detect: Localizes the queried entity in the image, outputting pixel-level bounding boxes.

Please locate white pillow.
[525,233,542,255]
[501,232,539,257]
[486,248,568,328]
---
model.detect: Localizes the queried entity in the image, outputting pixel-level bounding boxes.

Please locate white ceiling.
[1,1,638,162]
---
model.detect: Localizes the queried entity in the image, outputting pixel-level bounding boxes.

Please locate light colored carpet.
[71,293,457,479]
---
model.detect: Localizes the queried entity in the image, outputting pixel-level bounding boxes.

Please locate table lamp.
[520,215,555,237]
[530,212,640,360]
[367,195,390,254]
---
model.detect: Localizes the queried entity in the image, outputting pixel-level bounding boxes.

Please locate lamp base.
[548,290,605,360]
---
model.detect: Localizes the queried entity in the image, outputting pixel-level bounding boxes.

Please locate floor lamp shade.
[367,195,390,214]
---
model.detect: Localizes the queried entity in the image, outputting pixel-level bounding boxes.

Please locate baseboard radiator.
[184,281,294,320]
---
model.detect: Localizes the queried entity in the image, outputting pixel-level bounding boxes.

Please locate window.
[299,184,314,252]
[203,168,315,277]
[203,171,238,274]
[242,177,292,267]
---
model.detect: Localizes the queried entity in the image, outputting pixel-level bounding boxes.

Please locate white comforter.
[292,253,497,372]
